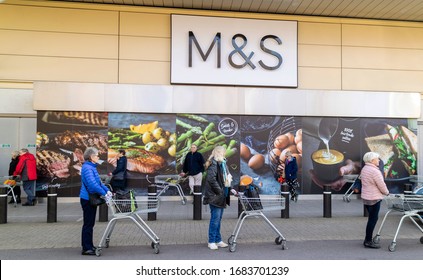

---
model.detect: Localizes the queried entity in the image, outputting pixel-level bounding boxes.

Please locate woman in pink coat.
[360,152,389,249]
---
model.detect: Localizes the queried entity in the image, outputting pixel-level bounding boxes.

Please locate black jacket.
[183,151,205,176]
[111,156,127,189]
[203,159,230,208]
[9,156,19,176]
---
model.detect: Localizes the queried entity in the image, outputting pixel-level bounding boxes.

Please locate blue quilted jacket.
[79,161,108,200]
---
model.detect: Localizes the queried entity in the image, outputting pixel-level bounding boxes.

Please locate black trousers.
[80,198,97,251]
[364,200,381,242]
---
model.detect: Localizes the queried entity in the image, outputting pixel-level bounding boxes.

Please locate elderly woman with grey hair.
[360,151,389,249]
[79,147,110,256]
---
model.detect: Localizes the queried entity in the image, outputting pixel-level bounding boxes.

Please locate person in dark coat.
[181,144,205,194]
[284,150,299,202]
[8,151,21,204]
[203,146,233,250]
[111,149,127,191]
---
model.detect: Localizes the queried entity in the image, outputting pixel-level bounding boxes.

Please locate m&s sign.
[171,15,298,88]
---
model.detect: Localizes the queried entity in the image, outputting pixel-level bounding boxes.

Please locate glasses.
[93,154,99,157]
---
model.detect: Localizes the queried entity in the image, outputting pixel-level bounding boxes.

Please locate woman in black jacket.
[203,146,233,250]
[111,149,127,191]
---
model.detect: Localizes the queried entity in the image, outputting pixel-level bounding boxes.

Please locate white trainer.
[216,241,228,248]
[208,243,218,250]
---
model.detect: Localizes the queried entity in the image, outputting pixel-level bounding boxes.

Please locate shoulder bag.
[82,176,106,207]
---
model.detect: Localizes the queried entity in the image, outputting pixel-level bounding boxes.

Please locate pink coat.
[360,163,389,200]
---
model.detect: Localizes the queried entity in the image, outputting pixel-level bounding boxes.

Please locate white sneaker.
[208,243,218,250]
[216,241,228,248]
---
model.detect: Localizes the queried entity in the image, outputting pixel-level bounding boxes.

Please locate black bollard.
[148,184,157,221]
[0,187,7,224]
[193,185,202,220]
[323,185,332,218]
[47,184,58,223]
[281,183,290,219]
[237,185,245,217]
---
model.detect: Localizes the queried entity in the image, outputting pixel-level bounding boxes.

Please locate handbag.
[82,176,106,207]
[88,193,106,206]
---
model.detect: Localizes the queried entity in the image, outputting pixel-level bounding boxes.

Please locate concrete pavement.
[1,195,422,259]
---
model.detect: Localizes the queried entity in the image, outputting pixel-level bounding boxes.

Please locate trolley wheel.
[105,239,110,248]
[346,197,351,203]
[373,235,380,244]
[228,235,235,245]
[153,244,160,254]
[281,241,288,250]
[275,236,283,245]
[420,236,423,244]
[229,242,237,252]
[182,197,187,205]
[388,242,396,252]
[95,248,102,257]
[343,197,347,202]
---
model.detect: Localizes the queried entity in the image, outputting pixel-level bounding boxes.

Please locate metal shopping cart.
[95,194,161,256]
[227,193,287,252]
[373,194,423,252]
[147,174,187,205]
[342,174,361,202]
[1,175,21,207]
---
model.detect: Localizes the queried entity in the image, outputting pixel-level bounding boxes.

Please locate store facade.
[1,0,423,197]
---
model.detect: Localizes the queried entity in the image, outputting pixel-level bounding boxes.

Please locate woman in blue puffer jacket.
[80,147,110,256]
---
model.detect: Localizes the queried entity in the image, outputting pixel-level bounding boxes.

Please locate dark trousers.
[364,200,381,242]
[80,198,97,251]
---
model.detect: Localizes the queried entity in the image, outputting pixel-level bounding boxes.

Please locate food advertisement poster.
[176,114,241,191]
[36,111,109,196]
[36,111,417,196]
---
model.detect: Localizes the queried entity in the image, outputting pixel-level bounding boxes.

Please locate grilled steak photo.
[37,150,71,179]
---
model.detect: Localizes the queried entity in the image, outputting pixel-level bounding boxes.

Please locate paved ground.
[1,194,422,260]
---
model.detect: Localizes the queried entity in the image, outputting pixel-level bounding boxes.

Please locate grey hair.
[12,151,20,158]
[19,148,29,153]
[208,146,226,162]
[83,147,99,161]
[363,152,379,163]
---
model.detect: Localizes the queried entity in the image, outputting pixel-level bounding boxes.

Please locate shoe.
[81,249,96,255]
[8,199,15,204]
[22,202,34,206]
[208,243,218,250]
[216,241,228,248]
[363,241,380,249]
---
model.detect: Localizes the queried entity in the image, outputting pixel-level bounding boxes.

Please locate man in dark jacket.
[13,148,37,206]
[181,144,205,194]
[285,151,299,202]
[8,151,21,204]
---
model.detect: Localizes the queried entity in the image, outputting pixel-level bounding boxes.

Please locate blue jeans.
[209,205,224,243]
[23,180,36,202]
[364,200,381,242]
[81,198,97,251]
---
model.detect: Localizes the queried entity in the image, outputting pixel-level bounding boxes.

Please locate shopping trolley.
[342,174,360,202]
[1,175,20,207]
[227,193,287,252]
[95,194,161,256]
[373,194,423,252]
[147,175,187,205]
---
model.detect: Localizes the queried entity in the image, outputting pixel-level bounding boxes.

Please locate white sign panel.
[171,15,297,87]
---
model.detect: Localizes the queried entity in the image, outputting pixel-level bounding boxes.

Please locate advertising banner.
[36,111,417,196]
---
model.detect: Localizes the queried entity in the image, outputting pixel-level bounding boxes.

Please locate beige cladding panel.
[342,69,423,92]
[342,24,423,49]
[0,4,118,34]
[298,45,341,68]
[298,22,341,45]
[0,55,118,83]
[119,36,170,61]
[298,67,341,90]
[119,60,170,85]
[0,30,118,59]
[343,46,423,71]
[120,12,170,37]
